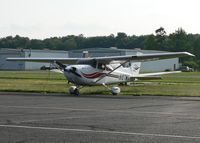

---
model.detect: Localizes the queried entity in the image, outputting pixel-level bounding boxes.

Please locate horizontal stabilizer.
[131,71,181,80]
[138,71,181,76]
[131,76,162,80]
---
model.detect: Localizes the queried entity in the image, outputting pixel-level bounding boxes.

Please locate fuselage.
[64,64,135,86]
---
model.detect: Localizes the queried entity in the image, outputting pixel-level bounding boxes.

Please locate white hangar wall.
[24,50,68,70]
[0,49,25,70]
[0,48,68,70]
[124,49,179,72]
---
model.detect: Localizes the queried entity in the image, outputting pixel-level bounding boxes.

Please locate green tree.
[155,27,167,50]
[63,38,77,50]
[168,28,192,52]
[27,39,44,49]
[144,34,157,50]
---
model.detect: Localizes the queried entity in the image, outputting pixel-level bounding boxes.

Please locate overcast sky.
[0,0,200,39]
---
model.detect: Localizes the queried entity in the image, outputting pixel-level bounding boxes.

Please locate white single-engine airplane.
[7,51,194,95]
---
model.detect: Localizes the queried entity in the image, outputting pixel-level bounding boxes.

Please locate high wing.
[6,57,79,64]
[95,52,194,64]
[7,52,194,64]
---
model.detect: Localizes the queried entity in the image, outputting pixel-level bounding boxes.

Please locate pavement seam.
[0,124,200,139]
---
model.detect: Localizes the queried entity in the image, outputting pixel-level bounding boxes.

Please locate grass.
[0,71,200,96]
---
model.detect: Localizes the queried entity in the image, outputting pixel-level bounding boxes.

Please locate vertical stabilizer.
[131,62,141,75]
[130,51,142,75]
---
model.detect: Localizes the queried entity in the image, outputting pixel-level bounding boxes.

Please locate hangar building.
[0,48,68,70]
[1,47,179,72]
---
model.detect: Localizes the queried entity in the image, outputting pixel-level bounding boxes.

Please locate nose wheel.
[69,86,80,96]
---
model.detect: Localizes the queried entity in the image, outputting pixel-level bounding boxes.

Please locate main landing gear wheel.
[102,83,121,96]
[111,86,121,95]
[69,86,80,96]
[74,88,80,96]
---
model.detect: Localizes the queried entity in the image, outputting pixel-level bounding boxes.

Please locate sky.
[0,0,200,39]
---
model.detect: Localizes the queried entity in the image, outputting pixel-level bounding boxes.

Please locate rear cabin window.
[122,62,131,68]
[97,63,105,70]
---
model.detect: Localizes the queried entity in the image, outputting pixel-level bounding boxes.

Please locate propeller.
[54,61,82,78]
[55,61,66,70]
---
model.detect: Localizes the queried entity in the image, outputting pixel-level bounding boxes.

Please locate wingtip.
[184,52,195,57]
[6,58,19,61]
[6,58,12,61]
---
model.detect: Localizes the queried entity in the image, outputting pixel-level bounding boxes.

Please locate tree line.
[0,27,199,70]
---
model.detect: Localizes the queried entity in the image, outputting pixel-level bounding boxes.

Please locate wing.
[6,57,80,64]
[95,52,194,64]
[7,52,194,64]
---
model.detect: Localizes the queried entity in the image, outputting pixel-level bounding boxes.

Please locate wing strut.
[95,60,130,83]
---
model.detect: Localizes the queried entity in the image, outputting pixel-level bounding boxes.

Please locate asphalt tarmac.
[0,92,200,143]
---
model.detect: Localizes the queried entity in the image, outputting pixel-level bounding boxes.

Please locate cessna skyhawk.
[7,51,194,95]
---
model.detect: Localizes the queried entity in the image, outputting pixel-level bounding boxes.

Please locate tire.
[74,88,80,96]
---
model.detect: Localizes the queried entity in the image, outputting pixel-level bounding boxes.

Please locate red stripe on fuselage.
[81,72,105,79]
